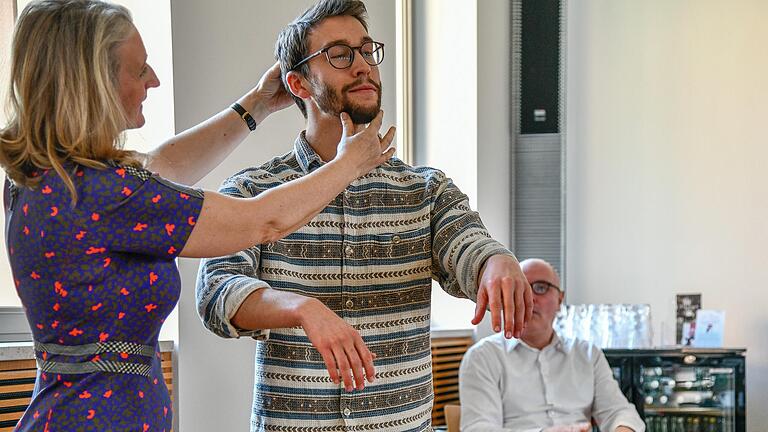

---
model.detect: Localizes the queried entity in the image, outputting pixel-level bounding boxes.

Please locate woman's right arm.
[180,110,395,258]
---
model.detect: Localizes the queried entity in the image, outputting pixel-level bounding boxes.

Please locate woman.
[0,1,395,430]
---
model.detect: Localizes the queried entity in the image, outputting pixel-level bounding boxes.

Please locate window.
[1,0,17,308]
[1,1,174,340]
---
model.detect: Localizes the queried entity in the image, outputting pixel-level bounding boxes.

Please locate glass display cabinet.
[603,348,746,432]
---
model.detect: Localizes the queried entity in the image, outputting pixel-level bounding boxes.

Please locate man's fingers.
[501,277,514,338]
[524,280,534,324]
[332,345,354,391]
[513,279,525,338]
[319,348,340,385]
[471,287,488,325]
[488,281,502,333]
[344,344,366,391]
[355,338,376,383]
[340,112,354,137]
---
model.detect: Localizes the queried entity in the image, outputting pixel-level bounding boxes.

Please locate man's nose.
[349,50,372,76]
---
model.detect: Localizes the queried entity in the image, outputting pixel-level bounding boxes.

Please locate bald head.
[520,258,560,288]
[519,258,563,348]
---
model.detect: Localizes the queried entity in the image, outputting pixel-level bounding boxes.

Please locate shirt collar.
[294,131,325,174]
[506,331,572,354]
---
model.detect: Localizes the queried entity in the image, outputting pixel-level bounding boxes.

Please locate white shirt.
[458,332,645,432]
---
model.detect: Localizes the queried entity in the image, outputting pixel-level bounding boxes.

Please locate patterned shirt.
[196,133,514,432]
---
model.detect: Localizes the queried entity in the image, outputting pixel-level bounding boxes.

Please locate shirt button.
[345,299,354,308]
[344,245,354,257]
[391,235,401,244]
[343,407,351,417]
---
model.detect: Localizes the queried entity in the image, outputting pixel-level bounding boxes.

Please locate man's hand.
[543,422,592,432]
[615,426,635,432]
[471,255,533,338]
[298,297,376,392]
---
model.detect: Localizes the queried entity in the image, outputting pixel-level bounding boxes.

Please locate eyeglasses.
[291,41,385,71]
[530,280,561,295]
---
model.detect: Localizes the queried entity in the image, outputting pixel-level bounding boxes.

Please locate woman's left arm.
[145,62,292,185]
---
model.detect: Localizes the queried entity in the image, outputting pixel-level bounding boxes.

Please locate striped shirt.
[196,132,514,432]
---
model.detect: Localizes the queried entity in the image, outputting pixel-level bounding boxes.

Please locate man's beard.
[311,77,382,124]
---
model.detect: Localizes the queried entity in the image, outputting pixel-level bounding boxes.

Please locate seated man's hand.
[615,427,635,432]
[542,422,592,432]
[472,255,533,338]
[298,297,375,392]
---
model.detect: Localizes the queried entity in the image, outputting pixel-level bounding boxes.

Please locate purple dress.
[4,163,203,431]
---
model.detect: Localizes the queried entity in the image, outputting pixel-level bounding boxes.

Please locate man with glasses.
[458,259,644,432]
[196,0,533,430]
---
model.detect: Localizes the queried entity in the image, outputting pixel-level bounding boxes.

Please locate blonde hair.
[0,0,144,204]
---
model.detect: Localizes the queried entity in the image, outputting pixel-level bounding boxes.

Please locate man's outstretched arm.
[428,172,533,337]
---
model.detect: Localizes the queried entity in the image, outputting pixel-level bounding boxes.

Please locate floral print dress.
[4,163,203,431]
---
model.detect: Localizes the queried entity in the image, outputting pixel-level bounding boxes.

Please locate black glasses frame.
[290,41,385,71]
[530,280,561,295]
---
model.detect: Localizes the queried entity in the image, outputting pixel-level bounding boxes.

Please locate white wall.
[170,1,396,430]
[566,1,768,429]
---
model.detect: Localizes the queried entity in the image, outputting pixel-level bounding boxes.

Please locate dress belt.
[34,341,156,378]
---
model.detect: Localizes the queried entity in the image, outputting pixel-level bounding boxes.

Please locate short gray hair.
[275,0,369,117]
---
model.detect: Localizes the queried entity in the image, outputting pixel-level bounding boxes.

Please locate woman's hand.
[245,62,294,124]
[335,110,396,178]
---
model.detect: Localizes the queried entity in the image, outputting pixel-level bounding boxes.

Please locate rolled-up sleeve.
[194,175,270,339]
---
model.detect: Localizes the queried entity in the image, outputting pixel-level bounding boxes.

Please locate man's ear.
[285,71,312,100]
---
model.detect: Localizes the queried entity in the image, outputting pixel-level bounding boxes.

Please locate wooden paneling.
[0,353,174,431]
[0,359,34,432]
[431,336,473,427]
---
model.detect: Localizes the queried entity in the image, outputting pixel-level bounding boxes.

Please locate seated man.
[459,258,644,432]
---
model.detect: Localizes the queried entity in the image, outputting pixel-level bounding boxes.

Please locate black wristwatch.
[231,102,257,131]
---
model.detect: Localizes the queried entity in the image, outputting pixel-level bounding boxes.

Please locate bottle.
[658,416,669,432]
[690,417,701,432]
[691,417,701,432]
[678,417,687,432]
[645,415,656,432]
[675,417,686,432]
[705,417,717,432]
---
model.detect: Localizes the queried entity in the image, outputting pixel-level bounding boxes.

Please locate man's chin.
[346,110,379,125]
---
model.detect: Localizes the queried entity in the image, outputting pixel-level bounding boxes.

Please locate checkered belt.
[34,341,156,377]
